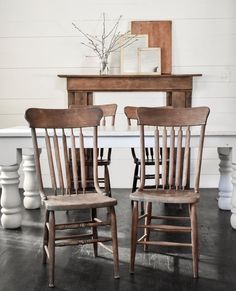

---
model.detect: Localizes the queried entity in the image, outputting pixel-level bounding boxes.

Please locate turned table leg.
[217,147,233,210]
[230,156,236,229]
[0,164,22,229]
[22,154,41,209]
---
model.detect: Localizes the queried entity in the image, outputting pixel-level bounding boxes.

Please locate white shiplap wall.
[0,0,235,188]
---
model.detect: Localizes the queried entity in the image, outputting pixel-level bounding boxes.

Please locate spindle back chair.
[25,107,119,288]
[130,106,210,278]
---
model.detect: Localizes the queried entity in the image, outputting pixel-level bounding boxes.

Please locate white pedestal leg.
[217,147,233,210]
[0,164,22,229]
[22,154,41,209]
[230,161,236,229]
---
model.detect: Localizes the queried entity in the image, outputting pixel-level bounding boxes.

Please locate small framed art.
[120,34,148,74]
[138,47,161,74]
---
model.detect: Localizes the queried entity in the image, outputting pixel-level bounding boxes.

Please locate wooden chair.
[25,107,119,287]
[129,106,210,278]
[70,104,117,196]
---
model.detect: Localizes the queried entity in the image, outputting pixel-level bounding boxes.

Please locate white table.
[0,126,235,229]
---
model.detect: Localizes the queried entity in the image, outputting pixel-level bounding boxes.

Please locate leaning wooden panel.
[131,21,172,74]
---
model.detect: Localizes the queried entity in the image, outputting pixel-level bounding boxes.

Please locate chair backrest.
[25,107,103,199]
[124,106,138,126]
[124,105,173,125]
[70,104,117,126]
[136,107,210,192]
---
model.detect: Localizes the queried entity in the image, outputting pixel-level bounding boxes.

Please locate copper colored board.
[131,21,172,74]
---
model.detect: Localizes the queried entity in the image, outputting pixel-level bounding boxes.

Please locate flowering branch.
[72,13,137,60]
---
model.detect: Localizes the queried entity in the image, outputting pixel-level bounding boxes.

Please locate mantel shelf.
[58,74,202,108]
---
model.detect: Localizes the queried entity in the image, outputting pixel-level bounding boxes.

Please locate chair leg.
[132,164,144,214]
[140,202,145,215]
[91,208,98,257]
[110,206,120,279]
[144,202,152,252]
[130,201,139,274]
[190,203,199,278]
[131,164,139,208]
[43,210,49,264]
[132,164,139,193]
[104,165,111,197]
[48,211,55,288]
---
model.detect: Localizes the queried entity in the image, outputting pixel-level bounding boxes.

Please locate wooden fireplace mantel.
[58,74,202,108]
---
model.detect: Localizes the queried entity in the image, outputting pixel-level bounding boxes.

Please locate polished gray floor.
[0,189,235,291]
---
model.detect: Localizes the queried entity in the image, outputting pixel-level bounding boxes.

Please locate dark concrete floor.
[0,188,236,291]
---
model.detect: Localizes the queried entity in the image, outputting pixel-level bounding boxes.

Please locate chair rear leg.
[48,211,55,288]
[43,210,49,264]
[91,208,98,257]
[130,201,139,274]
[110,206,120,279]
[190,203,199,278]
[131,164,139,208]
[132,164,139,193]
[104,165,111,197]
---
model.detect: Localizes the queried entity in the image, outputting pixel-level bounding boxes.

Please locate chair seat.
[44,193,117,211]
[130,189,200,204]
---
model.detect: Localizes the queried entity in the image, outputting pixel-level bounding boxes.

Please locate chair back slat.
[168,127,175,188]
[175,127,183,189]
[150,148,154,160]
[45,129,57,194]
[139,126,146,189]
[162,126,168,188]
[154,127,160,188]
[79,128,87,193]
[62,129,71,194]
[182,126,190,189]
[53,129,64,194]
[71,129,79,194]
[137,107,210,192]
[25,108,103,199]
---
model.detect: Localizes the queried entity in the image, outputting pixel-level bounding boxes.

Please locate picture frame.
[138,47,161,74]
[120,34,148,74]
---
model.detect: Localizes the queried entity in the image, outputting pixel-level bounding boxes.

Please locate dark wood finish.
[58,74,202,107]
[69,104,118,196]
[131,21,172,74]
[129,106,210,278]
[25,107,120,287]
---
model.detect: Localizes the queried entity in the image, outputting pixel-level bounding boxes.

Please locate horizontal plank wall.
[0,0,235,188]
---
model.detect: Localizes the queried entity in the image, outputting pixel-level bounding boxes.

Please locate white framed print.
[120,34,148,74]
[138,47,161,74]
